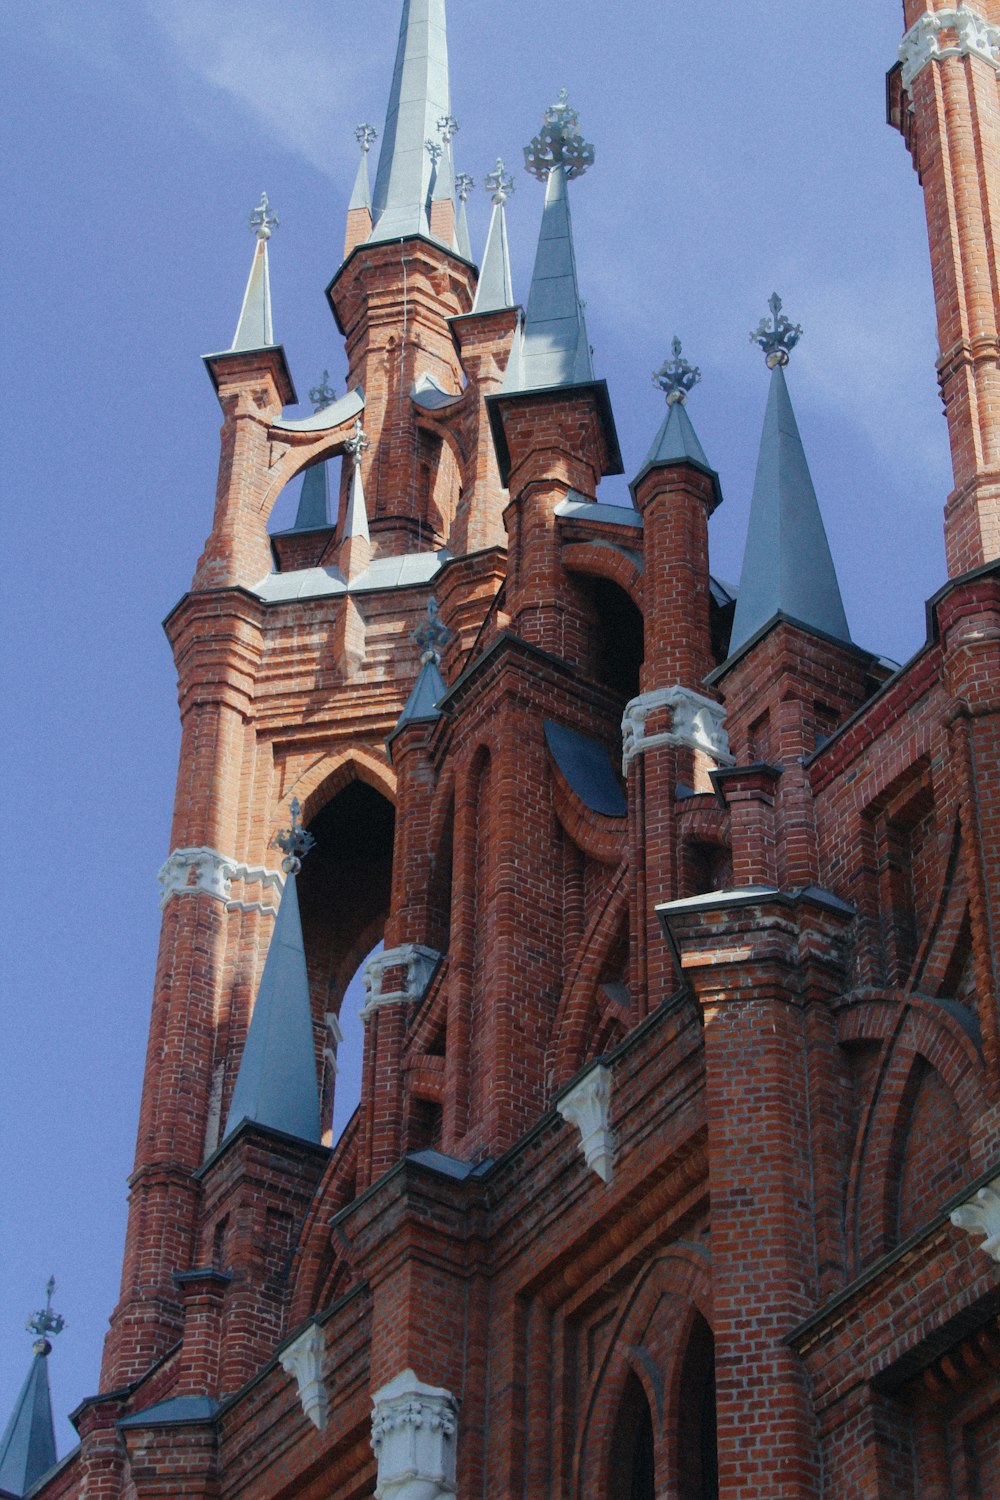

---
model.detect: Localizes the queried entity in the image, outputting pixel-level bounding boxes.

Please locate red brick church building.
[5,0,1000,1495]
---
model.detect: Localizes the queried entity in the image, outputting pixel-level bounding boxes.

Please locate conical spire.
[349,125,377,211]
[232,193,278,351]
[472,162,515,314]
[455,172,475,262]
[224,803,321,1145]
[389,599,451,752]
[502,93,595,394]
[369,0,454,244]
[631,340,721,504]
[342,424,371,546]
[0,1282,63,1498]
[728,297,850,656]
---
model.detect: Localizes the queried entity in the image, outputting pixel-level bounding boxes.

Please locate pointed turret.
[369,0,455,245]
[345,124,377,258]
[472,162,515,315]
[338,420,372,579]
[232,193,277,351]
[727,297,850,657]
[0,1282,63,1498]
[502,94,595,394]
[631,339,720,504]
[455,172,474,262]
[224,803,321,1145]
[388,599,451,758]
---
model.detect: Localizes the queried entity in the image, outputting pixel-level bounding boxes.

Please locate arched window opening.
[298,780,395,1147]
[577,576,644,722]
[676,1314,718,1500]
[683,840,733,899]
[608,1371,655,1500]
[268,456,344,573]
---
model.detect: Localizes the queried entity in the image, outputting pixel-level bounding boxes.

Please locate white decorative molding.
[950,1175,1000,1262]
[157,846,284,915]
[899,7,1000,89]
[279,1323,328,1431]
[621,686,734,774]
[557,1063,615,1183]
[370,1369,457,1500]
[362,944,441,1019]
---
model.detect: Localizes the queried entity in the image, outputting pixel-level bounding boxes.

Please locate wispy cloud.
[146,0,368,177]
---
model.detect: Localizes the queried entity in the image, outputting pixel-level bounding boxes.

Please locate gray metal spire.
[502,93,595,394]
[232,194,277,351]
[349,124,377,212]
[727,298,850,656]
[391,599,452,743]
[342,420,372,545]
[455,171,475,262]
[631,340,721,504]
[223,803,321,1145]
[0,1282,63,1498]
[369,0,454,244]
[472,161,515,314]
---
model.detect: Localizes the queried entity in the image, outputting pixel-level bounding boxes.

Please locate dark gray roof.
[369,0,454,244]
[291,463,331,531]
[395,656,447,730]
[231,239,273,352]
[544,720,626,817]
[502,165,592,394]
[630,399,721,507]
[117,1398,219,1430]
[223,873,321,1145]
[727,362,850,656]
[0,1352,57,1497]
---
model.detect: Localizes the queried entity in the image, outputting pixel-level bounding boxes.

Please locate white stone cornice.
[621,685,734,774]
[157,846,284,916]
[900,7,1000,89]
[279,1323,328,1431]
[361,944,441,1020]
[371,1369,458,1500]
[557,1063,615,1183]
[950,1174,1000,1262]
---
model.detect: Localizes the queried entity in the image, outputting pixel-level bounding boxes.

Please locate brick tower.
[13,1,1000,1497]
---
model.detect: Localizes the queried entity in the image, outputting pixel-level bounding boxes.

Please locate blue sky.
[2,0,951,1454]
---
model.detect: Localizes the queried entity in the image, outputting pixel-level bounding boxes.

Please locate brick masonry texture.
[32,2,1000,1497]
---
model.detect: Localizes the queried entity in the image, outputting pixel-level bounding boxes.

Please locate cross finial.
[524,90,595,182]
[455,172,475,204]
[27,1277,65,1356]
[485,159,515,206]
[309,371,337,412]
[411,597,453,664]
[344,418,370,468]
[355,122,377,154]
[750,293,803,368]
[437,114,459,146]
[249,192,278,242]
[652,337,701,405]
[273,798,316,875]
[425,139,443,168]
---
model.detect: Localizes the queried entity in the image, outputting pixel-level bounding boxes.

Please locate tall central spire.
[370,0,454,244]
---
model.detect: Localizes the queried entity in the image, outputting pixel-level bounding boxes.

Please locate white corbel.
[950,1175,1000,1262]
[557,1063,615,1183]
[279,1323,328,1431]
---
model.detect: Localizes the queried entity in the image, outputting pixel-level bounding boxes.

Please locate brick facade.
[32,2,1000,1496]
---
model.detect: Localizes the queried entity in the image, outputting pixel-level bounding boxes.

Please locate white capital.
[362,944,441,1019]
[950,1175,1000,1262]
[157,846,284,915]
[557,1063,615,1183]
[621,686,734,774]
[371,1369,458,1500]
[899,7,1000,89]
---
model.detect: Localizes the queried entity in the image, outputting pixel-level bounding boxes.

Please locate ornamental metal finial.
[437,114,459,146]
[344,418,370,468]
[425,139,443,168]
[750,293,803,368]
[411,597,453,664]
[273,798,315,875]
[249,192,278,242]
[27,1277,65,1356]
[455,172,475,204]
[653,338,701,406]
[309,370,337,412]
[355,122,377,154]
[524,89,595,182]
[485,158,515,206]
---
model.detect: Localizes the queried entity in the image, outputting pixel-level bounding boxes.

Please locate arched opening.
[577,575,644,718]
[608,1370,655,1500]
[676,1314,718,1500]
[298,780,395,1145]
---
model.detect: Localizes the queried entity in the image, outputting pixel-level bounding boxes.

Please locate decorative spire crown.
[455,172,475,203]
[653,338,701,406]
[425,138,443,168]
[355,122,378,154]
[437,114,459,145]
[344,418,371,468]
[249,191,278,242]
[27,1279,64,1357]
[485,159,515,206]
[751,293,803,368]
[309,371,337,412]
[411,598,453,664]
[272,799,315,875]
[524,89,595,181]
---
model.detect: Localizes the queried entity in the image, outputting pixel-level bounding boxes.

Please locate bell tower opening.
[608,1371,655,1500]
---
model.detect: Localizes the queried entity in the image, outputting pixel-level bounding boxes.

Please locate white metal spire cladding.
[231,193,277,350]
